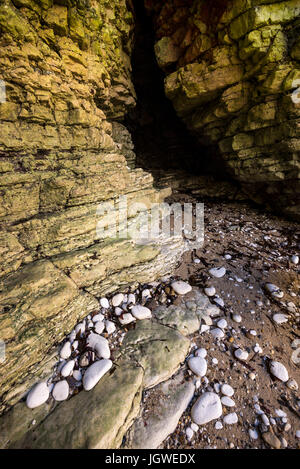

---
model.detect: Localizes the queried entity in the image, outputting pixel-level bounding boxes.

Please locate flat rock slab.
[154,289,212,336]
[11,360,143,449]
[124,370,195,449]
[119,319,190,389]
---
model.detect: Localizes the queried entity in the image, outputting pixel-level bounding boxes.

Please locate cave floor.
[137,194,300,449]
[162,194,300,449]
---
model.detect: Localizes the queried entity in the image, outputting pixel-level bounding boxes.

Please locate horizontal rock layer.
[146,0,300,219]
[0,0,186,412]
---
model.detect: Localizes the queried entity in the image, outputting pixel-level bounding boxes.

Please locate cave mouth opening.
[123,0,228,186]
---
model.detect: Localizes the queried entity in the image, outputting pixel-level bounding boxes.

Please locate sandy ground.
[160,196,300,449]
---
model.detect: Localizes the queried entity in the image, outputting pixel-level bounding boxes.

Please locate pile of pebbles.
[25,278,192,409]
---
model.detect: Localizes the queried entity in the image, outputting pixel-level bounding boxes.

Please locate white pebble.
[111,293,124,307]
[191,392,222,425]
[188,357,207,377]
[215,421,223,430]
[26,382,49,409]
[60,341,72,359]
[232,314,242,323]
[221,384,234,397]
[217,319,227,329]
[234,349,248,361]
[83,359,112,391]
[87,332,110,359]
[100,297,110,309]
[119,313,135,325]
[204,286,216,297]
[105,320,116,335]
[95,321,105,335]
[92,313,104,323]
[52,380,69,401]
[272,314,288,324]
[186,427,194,441]
[171,281,192,295]
[223,412,238,425]
[209,267,226,278]
[61,360,75,377]
[73,370,82,381]
[210,328,224,339]
[221,396,235,407]
[131,305,152,320]
[195,348,207,358]
[270,361,289,382]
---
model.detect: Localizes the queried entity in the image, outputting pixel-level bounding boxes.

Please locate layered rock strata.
[0,0,186,413]
[146,0,300,219]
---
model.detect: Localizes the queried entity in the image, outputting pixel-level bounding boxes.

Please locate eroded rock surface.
[146,0,300,219]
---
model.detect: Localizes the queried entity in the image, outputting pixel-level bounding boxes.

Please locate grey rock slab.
[125,371,195,449]
[119,319,190,389]
[11,360,144,449]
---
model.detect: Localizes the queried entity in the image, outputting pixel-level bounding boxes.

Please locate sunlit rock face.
[0,0,185,412]
[146,0,300,219]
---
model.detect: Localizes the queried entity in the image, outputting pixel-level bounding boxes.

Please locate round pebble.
[270,361,289,382]
[26,382,49,409]
[209,267,226,278]
[83,359,112,391]
[52,380,69,401]
[191,392,222,425]
[171,281,192,295]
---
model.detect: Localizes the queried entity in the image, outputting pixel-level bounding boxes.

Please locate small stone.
[221,396,235,407]
[142,289,151,299]
[171,281,192,295]
[195,348,207,358]
[60,341,72,359]
[92,313,104,323]
[210,328,225,339]
[212,358,218,365]
[249,428,259,440]
[214,297,224,307]
[200,324,210,334]
[87,332,110,359]
[26,382,50,409]
[215,421,223,430]
[232,314,242,323]
[94,321,105,335]
[296,430,300,439]
[217,319,227,329]
[52,380,69,402]
[186,427,194,441]
[75,322,85,336]
[262,431,281,449]
[273,314,288,324]
[209,267,226,278]
[83,359,112,391]
[111,293,124,307]
[61,360,75,377]
[105,320,116,335]
[188,357,207,377]
[234,349,248,361]
[79,351,92,367]
[119,313,135,325]
[291,255,299,265]
[114,307,123,316]
[131,305,152,320]
[287,378,298,390]
[265,283,284,299]
[221,384,234,397]
[191,423,199,432]
[275,409,287,418]
[223,412,238,425]
[249,372,256,380]
[270,361,289,382]
[100,297,110,309]
[191,392,222,425]
[204,286,216,297]
[73,370,82,381]
[128,293,136,304]
[224,254,232,260]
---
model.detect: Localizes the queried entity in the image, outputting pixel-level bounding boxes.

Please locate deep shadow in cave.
[124,0,227,181]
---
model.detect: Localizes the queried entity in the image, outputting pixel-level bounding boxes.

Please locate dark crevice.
[123,0,228,183]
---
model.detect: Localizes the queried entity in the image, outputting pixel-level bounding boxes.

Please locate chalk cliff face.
[146,0,300,219]
[0,0,185,412]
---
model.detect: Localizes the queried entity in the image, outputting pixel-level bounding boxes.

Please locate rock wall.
[146,0,300,219]
[0,0,186,413]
